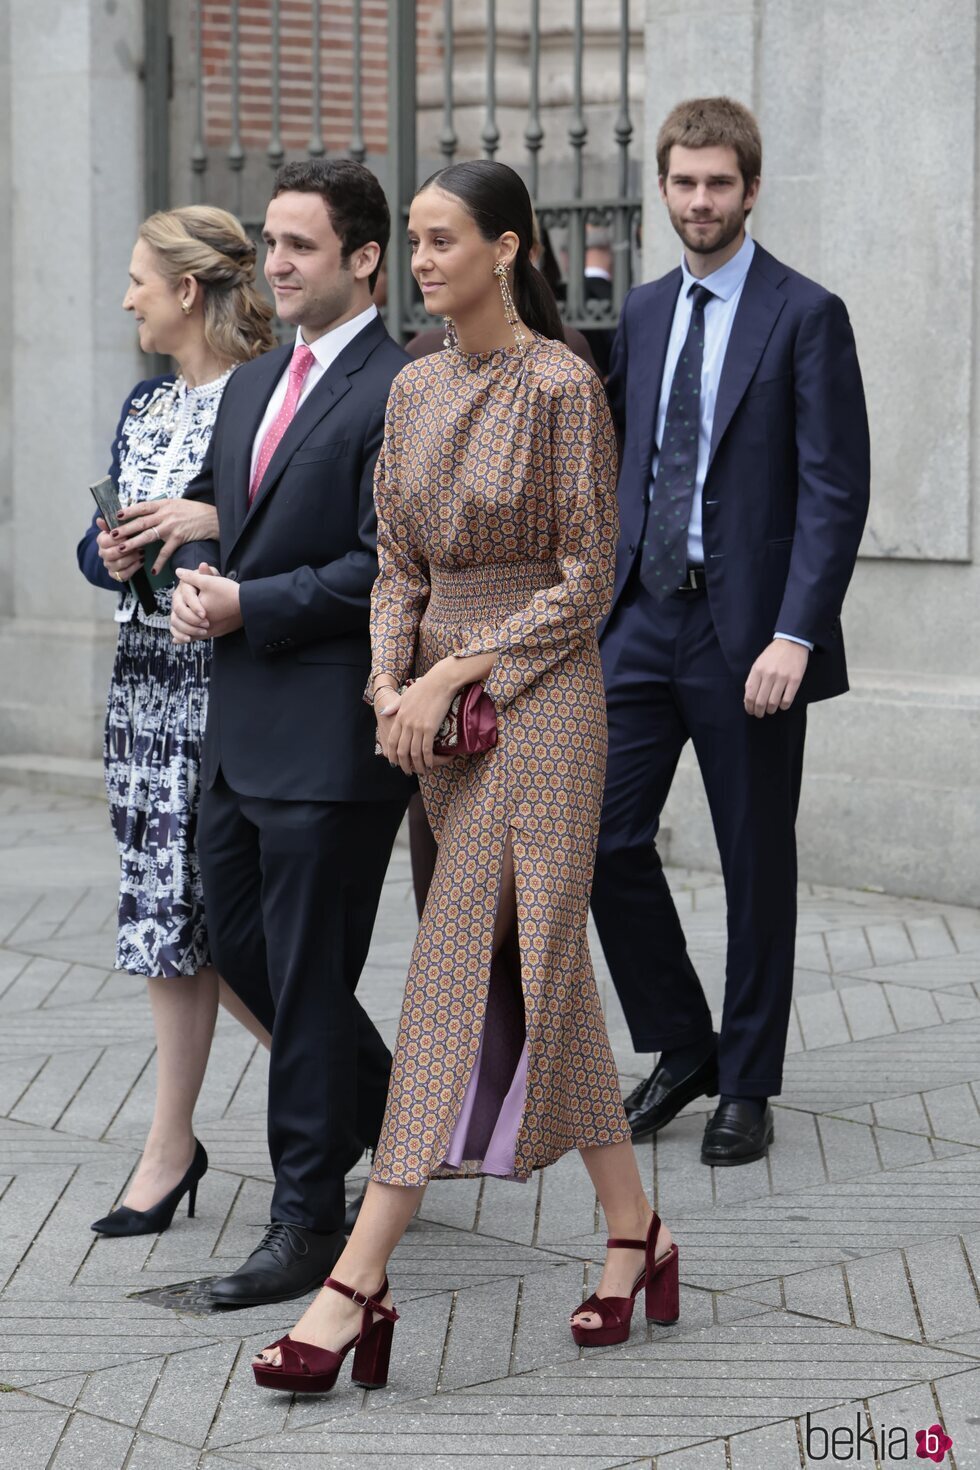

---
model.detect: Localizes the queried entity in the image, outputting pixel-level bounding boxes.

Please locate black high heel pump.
[91,1140,208,1237]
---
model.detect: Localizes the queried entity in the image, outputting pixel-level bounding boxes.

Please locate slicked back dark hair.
[271,158,390,291]
[420,160,565,342]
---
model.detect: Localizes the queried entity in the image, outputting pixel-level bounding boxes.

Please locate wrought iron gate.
[144,0,643,345]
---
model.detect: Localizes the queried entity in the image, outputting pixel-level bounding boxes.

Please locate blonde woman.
[77,207,276,1235]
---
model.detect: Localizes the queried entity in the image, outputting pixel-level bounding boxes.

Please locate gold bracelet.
[372,684,398,703]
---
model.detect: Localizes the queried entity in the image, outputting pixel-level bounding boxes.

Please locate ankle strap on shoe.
[607,1210,661,1254]
[324,1275,398,1322]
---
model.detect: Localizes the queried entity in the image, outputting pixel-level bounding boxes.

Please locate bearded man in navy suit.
[591,97,870,1164]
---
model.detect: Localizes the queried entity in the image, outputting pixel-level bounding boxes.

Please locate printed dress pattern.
[369,337,632,1186]
[104,372,232,977]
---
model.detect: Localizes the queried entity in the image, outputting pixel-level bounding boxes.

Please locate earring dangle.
[493,262,530,356]
[442,316,460,355]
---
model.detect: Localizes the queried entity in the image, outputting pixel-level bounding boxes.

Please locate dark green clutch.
[89,476,175,614]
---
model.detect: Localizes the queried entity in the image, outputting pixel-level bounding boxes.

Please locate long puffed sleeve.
[454,366,619,710]
[368,406,431,694]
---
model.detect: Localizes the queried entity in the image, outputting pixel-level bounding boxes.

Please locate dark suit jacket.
[175,314,412,802]
[605,242,870,703]
[77,374,176,591]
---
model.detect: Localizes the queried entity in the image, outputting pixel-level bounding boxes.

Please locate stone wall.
[645,0,980,903]
[1,2,974,903]
[0,0,143,760]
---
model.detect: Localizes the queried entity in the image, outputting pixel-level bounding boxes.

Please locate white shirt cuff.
[774,631,814,652]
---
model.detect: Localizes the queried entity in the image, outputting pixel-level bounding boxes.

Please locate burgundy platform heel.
[570,1211,679,1347]
[252,1276,398,1394]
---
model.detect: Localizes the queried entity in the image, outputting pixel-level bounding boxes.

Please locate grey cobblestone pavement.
[0,779,977,1469]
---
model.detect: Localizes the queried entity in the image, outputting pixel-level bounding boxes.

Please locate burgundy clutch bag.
[375,681,497,758]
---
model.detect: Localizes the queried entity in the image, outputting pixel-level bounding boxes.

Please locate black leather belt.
[675,566,707,592]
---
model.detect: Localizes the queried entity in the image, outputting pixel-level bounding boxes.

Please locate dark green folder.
[89,476,176,616]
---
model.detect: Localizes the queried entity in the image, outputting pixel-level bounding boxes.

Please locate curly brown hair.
[656,96,762,189]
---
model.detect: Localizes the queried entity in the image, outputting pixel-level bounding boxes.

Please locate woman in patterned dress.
[254,162,679,1395]
[77,208,275,1234]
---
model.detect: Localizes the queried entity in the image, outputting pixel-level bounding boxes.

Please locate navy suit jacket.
[605,242,870,702]
[77,374,176,592]
[175,315,412,803]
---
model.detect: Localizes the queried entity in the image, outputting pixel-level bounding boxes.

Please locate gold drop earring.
[493,262,530,356]
[443,316,460,355]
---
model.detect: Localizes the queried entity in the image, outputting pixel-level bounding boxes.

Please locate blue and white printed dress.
[78,370,233,977]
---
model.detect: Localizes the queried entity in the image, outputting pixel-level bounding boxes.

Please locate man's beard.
[673,210,745,256]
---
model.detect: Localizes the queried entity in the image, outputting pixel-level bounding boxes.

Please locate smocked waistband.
[427,559,560,621]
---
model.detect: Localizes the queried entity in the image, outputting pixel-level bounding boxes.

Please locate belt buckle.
[680,566,700,591]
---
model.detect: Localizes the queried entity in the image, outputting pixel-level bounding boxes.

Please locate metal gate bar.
[152,0,641,343]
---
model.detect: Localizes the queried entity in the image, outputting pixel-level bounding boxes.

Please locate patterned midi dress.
[91,372,233,977]
[368,336,632,1186]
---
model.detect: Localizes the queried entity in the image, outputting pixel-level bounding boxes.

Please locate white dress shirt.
[248,304,378,487]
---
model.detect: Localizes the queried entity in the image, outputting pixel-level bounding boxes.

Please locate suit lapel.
[708,251,787,467]
[634,271,682,489]
[230,314,388,552]
[223,343,292,550]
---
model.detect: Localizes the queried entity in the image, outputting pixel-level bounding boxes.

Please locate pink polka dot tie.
[249,343,316,504]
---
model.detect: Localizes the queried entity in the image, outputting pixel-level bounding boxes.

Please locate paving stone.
[0,779,977,1466]
[46,1407,135,1469]
[0,955,71,1014]
[729,1418,802,1469]
[56,1042,155,1141]
[75,1355,162,1426]
[0,1398,70,1470]
[824,927,874,975]
[0,1054,48,1117]
[17,1374,86,1409]
[934,1365,980,1467]
[794,990,852,1049]
[477,1169,540,1246]
[437,1276,520,1390]
[849,954,980,989]
[780,1018,980,1112]
[126,1434,204,1469]
[880,980,944,1029]
[906,1235,980,1343]
[655,1443,728,1470]
[669,1152,980,1291]
[865,922,917,967]
[140,1339,240,1446]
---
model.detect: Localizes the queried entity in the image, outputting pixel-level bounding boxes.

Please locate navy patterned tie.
[641,282,714,600]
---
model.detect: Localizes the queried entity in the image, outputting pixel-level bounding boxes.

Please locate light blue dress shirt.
[649,234,811,650]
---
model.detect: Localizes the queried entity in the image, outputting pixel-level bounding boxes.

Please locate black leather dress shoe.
[700,1100,774,1166]
[624,1051,719,1140]
[208,1222,345,1307]
[344,1183,367,1233]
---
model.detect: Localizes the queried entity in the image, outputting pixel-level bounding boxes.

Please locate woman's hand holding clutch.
[375,673,458,776]
[95,518,143,582]
[115,498,220,576]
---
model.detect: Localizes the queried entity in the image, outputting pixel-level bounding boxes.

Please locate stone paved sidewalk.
[0,778,977,1469]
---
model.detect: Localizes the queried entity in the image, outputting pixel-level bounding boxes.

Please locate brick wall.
[200,1,442,155]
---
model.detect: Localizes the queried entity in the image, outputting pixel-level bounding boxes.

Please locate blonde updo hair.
[138,205,276,364]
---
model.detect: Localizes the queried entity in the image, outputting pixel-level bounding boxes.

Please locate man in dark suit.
[581,223,616,377]
[591,97,870,1165]
[170,159,412,1302]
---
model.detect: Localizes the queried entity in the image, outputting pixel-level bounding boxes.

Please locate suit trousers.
[591,581,806,1097]
[197,772,408,1231]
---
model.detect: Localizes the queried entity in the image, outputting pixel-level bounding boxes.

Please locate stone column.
[643,0,980,903]
[0,0,143,768]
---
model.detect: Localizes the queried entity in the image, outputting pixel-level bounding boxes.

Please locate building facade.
[0,0,976,903]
